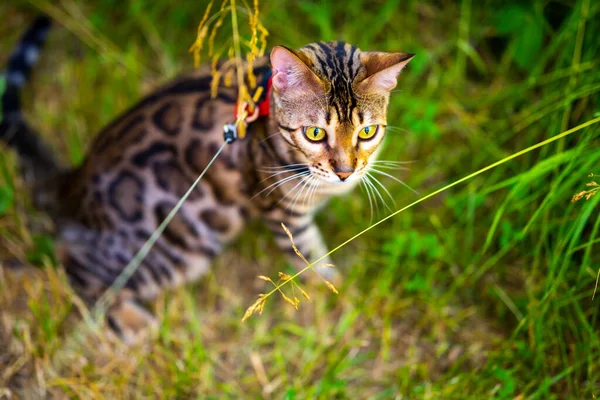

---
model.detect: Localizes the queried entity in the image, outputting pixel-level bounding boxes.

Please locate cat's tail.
[0,15,59,181]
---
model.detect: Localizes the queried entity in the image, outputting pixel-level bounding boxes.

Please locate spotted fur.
[2,20,413,341]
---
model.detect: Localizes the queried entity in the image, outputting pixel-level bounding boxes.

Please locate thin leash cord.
[92,141,228,318]
[51,141,227,366]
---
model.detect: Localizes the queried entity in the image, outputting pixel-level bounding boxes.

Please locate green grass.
[1,0,600,398]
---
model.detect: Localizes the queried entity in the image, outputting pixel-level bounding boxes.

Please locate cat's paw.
[107,299,158,345]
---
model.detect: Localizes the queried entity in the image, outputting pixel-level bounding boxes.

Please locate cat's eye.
[304,126,327,142]
[358,125,379,140]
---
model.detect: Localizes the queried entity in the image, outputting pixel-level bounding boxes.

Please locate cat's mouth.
[309,167,363,185]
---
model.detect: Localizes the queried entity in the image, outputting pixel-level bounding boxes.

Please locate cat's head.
[270,41,413,185]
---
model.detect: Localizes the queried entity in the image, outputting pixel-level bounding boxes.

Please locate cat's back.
[84,65,237,175]
[58,59,268,231]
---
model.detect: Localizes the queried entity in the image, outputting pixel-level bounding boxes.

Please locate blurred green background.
[1,0,599,398]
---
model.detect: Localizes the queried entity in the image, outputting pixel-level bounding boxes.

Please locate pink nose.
[335,171,353,181]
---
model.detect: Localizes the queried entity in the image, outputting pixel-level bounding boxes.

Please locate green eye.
[304,126,327,142]
[358,125,379,140]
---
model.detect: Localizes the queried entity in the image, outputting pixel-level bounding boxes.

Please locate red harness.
[234,76,272,120]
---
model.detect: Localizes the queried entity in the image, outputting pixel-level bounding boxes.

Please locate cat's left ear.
[357,52,414,92]
[270,46,325,94]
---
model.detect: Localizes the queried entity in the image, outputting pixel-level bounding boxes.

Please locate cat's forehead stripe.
[303,41,360,81]
[300,41,362,124]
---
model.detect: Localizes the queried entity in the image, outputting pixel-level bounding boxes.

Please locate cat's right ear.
[270,46,324,94]
[357,52,414,93]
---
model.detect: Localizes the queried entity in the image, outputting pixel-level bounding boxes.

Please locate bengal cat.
[1,16,413,342]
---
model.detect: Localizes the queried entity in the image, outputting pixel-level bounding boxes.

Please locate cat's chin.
[318,177,361,194]
[315,176,347,185]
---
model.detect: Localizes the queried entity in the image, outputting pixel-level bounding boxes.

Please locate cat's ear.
[270,46,324,94]
[357,52,414,92]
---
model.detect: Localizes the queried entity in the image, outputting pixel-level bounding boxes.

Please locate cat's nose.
[335,171,353,181]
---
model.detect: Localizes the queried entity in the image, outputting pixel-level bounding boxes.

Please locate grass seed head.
[278,272,292,281]
[190,0,269,107]
[298,286,311,301]
[281,223,309,265]
[325,281,339,294]
[281,293,299,310]
[572,173,600,202]
[243,222,340,320]
[242,295,267,322]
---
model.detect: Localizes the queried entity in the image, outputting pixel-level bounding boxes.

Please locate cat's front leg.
[264,212,339,281]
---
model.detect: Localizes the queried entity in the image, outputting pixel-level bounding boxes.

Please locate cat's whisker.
[302,177,314,208]
[298,176,317,210]
[285,175,313,210]
[281,175,308,204]
[258,167,308,177]
[366,171,396,210]
[259,166,309,175]
[311,178,321,205]
[369,167,419,195]
[362,175,376,216]
[306,176,320,207]
[297,175,317,209]
[257,167,309,183]
[267,172,310,198]
[359,179,374,224]
[278,176,311,211]
[260,131,283,143]
[252,171,309,199]
[385,125,411,135]
[363,175,380,218]
[364,174,392,213]
[369,165,410,171]
[367,160,415,172]
[259,163,309,171]
[371,160,418,165]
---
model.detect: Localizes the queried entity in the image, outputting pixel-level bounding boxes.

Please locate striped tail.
[0,16,58,180]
